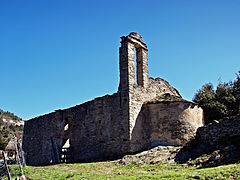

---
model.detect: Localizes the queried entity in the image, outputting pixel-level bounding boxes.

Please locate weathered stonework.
[175,115,240,165]
[129,94,204,152]
[197,115,240,146]
[22,32,203,165]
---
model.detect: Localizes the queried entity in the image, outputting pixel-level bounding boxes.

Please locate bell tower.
[118,32,149,152]
[118,32,149,92]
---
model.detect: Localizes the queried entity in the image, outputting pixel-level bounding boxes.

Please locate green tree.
[216,83,236,115]
[193,83,220,124]
[193,72,240,124]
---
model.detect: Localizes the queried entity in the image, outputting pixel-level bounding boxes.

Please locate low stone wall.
[197,115,240,146]
[175,115,240,166]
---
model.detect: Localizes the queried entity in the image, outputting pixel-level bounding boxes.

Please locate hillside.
[0,109,24,150]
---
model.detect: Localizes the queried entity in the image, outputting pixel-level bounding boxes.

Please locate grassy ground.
[4,161,240,180]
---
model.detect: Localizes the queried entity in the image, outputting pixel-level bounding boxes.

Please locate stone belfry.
[118,32,150,147]
[118,32,149,92]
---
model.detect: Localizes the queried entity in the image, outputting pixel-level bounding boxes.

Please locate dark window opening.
[134,48,138,85]
[134,47,143,86]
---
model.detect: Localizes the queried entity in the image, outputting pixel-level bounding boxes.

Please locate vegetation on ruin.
[193,71,240,124]
[4,160,240,179]
[0,109,23,150]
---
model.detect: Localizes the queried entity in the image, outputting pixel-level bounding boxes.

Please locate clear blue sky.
[0,0,239,120]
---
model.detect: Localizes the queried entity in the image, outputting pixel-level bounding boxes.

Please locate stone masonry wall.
[197,115,240,146]
[145,101,203,147]
[67,93,129,162]
[22,111,65,165]
[23,93,131,165]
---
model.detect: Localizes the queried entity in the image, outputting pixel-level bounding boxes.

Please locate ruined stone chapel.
[23,32,204,165]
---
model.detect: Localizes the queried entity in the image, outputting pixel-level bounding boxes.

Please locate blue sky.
[0,0,240,120]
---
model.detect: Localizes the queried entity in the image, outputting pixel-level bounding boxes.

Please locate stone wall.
[23,111,65,165]
[23,93,130,165]
[197,115,240,146]
[175,115,240,165]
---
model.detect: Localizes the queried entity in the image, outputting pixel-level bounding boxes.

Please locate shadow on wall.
[130,105,151,153]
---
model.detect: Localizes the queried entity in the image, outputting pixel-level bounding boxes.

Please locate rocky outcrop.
[119,146,180,166]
